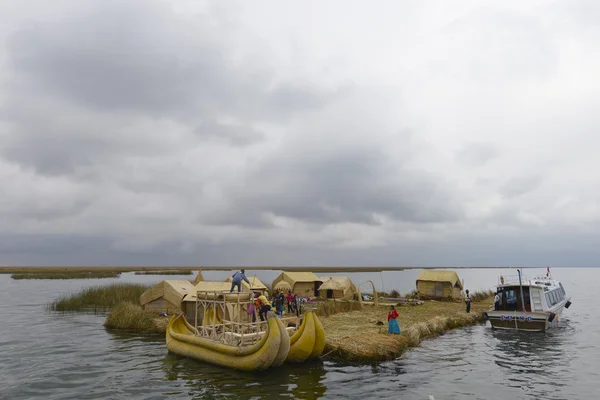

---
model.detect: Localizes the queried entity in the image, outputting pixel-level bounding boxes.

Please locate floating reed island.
[320,297,491,362]
[47,280,493,363]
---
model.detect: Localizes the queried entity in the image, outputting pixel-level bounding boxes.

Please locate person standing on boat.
[387,305,401,334]
[258,293,271,321]
[465,290,471,313]
[230,269,250,293]
[494,292,501,310]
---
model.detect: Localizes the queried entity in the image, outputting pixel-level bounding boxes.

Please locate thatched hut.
[272,272,323,297]
[139,280,195,313]
[416,270,463,299]
[318,276,357,300]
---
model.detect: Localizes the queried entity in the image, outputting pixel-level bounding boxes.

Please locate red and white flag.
[546,267,550,277]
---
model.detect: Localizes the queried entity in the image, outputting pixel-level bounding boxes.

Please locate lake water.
[1,268,597,400]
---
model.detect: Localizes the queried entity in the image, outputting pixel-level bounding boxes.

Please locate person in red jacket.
[387,305,400,334]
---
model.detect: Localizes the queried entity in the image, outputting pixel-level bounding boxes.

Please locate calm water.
[1,268,598,400]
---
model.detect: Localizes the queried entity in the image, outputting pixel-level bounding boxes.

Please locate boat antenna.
[517,268,526,312]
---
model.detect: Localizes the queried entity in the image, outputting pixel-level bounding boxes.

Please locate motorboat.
[484,268,572,332]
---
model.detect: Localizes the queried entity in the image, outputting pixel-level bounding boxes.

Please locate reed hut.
[416,270,463,299]
[139,280,195,313]
[272,272,323,297]
[318,276,357,300]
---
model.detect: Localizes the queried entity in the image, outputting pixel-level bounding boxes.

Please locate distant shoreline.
[0,265,581,274]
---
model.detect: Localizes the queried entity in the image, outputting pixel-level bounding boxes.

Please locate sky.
[1,0,599,267]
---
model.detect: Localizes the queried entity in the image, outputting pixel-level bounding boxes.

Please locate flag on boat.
[546,267,550,277]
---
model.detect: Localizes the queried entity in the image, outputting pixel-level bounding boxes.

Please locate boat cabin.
[496,285,532,312]
[496,275,568,312]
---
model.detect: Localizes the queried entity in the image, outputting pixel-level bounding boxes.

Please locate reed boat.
[166,311,290,371]
[165,288,326,370]
[484,269,572,332]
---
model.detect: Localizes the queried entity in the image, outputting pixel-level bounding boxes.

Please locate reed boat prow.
[166,311,288,371]
[485,269,572,332]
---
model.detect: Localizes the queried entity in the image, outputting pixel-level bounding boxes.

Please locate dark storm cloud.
[499,175,544,198]
[1,0,339,175]
[205,145,464,227]
[454,142,500,167]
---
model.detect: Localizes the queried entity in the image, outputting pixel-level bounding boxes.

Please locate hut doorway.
[435,282,443,297]
[326,289,333,299]
[314,282,321,297]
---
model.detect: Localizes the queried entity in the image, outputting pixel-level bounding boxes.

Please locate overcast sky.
[1,0,599,267]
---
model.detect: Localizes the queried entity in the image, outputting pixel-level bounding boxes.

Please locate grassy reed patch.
[314,300,363,317]
[321,298,492,362]
[48,283,149,312]
[12,272,120,280]
[469,289,494,302]
[104,302,168,333]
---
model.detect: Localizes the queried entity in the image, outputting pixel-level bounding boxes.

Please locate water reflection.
[161,354,327,399]
[485,324,576,399]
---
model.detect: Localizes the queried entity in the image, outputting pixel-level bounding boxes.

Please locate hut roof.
[181,281,240,303]
[278,272,322,284]
[224,276,267,290]
[139,280,195,306]
[319,278,345,291]
[195,281,233,292]
[273,281,292,291]
[416,270,463,289]
[318,276,356,292]
[192,271,204,285]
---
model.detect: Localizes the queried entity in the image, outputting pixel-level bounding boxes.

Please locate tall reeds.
[104,302,167,333]
[48,283,149,312]
[315,301,363,317]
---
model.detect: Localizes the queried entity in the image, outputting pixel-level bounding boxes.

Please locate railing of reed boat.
[193,289,302,346]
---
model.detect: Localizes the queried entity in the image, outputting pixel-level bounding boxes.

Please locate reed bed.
[104,302,168,333]
[48,283,150,312]
[134,270,192,275]
[321,300,491,362]
[11,272,120,280]
[314,300,363,317]
[469,289,494,302]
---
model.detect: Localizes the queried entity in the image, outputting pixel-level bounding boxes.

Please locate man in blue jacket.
[230,269,250,292]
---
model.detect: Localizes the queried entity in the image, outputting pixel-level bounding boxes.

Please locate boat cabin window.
[559,283,566,296]
[497,286,531,312]
[545,288,563,307]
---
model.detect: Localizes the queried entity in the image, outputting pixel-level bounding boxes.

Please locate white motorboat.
[484,268,572,332]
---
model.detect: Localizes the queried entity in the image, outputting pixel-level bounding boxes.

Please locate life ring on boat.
[500,276,505,285]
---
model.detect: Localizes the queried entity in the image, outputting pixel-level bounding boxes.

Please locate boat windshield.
[497,286,531,312]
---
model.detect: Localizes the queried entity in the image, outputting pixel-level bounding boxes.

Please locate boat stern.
[484,310,549,332]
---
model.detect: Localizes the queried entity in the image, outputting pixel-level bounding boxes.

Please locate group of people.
[229,270,305,322]
[248,290,303,322]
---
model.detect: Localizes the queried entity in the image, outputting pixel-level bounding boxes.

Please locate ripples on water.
[1,269,598,400]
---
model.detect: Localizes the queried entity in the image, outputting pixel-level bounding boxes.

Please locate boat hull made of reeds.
[286,311,327,363]
[166,311,289,371]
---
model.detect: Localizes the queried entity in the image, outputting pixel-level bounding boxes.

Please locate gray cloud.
[1,0,600,266]
[455,142,500,167]
[205,142,465,227]
[1,0,340,176]
[499,175,544,198]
